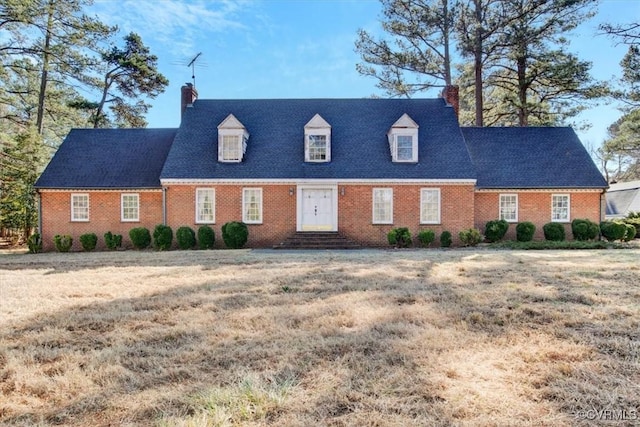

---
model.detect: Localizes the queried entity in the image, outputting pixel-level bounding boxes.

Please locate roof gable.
[305,113,331,129]
[35,128,176,189]
[218,113,246,130]
[161,98,475,181]
[462,127,607,189]
[390,113,419,129]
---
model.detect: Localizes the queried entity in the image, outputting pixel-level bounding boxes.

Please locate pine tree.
[88,32,169,128]
[0,129,45,237]
[600,21,640,180]
[488,0,603,126]
[355,0,459,97]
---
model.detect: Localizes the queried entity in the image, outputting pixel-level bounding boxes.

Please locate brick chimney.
[441,85,459,118]
[181,83,198,118]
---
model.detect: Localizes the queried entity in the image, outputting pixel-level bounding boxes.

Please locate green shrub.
[79,233,98,251]
[459,228,482,247]
[494,240,621,250]
[27,233,42,254]
[484,219,509,243]
[440,231,452,248]
[571,219,599,241]
[53,234,73,252]
[387,227,412,248]
[516,222,536,242]
[153,224,173,250]
[129,227,151,249]
[623,217,640,237]
[222,221,248,249]
[543,222,565,241]
[176,226,196,250]
[197,225,215,249]
[600,221,627,242]
[104,231,122,250]
[417,229,436,247]
[624,223,637,241]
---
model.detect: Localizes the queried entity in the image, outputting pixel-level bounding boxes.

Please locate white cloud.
[90,0,256,56]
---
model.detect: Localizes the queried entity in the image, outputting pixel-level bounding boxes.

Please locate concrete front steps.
[274,232,361,250]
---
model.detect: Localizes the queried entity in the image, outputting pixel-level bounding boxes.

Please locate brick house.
[34,85,608,250]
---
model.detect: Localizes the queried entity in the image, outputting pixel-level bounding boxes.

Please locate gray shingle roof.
[605,180,640,217]
[461,127,607,189]
[161,98,476,181]
[35,101,607,192]
[35,128,176,189]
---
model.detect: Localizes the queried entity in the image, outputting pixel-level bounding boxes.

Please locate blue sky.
[90,0,639,147]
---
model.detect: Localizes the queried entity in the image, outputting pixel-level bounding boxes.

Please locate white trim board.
[161,179,477,185]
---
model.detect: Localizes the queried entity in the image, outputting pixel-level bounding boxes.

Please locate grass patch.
[1,249,639,425]
[492,240,625,250]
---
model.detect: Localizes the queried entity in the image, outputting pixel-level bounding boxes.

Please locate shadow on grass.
[1,250,639,425]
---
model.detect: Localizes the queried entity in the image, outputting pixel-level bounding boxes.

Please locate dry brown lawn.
[1,248,639,426]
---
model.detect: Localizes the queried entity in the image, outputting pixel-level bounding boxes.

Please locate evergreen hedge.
[129,227,151,249]
[222,221,248,249]
[516,222,536,242]
[176,226,196,250]
[440,231,452,248]
[79,233,98,251]
[417,229,436,247]
[484,219,509,242]
[387,227,412,248]
[543,222,565,241]
[197,225,215,249]
[153,224,173,250]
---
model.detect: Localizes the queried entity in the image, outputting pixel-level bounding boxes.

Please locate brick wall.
[39,186,603,250]
[165,183,476,247]
[165,184,296,248]
[39,190,163,251]
[474,190,604,240]
[338,184,475,246]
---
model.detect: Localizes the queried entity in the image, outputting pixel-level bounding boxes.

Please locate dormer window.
[218,114,249,163]
[388,113,418,163]
[304,114,331,162]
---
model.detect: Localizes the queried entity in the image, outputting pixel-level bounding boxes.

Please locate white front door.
[299,188,337,231]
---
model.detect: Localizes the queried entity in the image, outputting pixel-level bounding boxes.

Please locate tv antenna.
[171,53,208,88]
[187,52,202,88]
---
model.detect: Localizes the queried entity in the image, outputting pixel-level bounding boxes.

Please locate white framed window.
[243,188,263,224]
[218,114,249,163]
[396,135,414,161]
[499,194,518,222]
[551,194,570,222]
[121,193,139,222]
[196,188,215,224]
[372,188,393,224]
[388,113,419,163]
[221,134,242,161]
[71,193,89,222]
[307,135,328,161]
[420,188,441,224]
[304,114,331,162]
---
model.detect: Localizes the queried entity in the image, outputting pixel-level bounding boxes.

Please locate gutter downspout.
[37,190,42,235]
[162,187,167,225]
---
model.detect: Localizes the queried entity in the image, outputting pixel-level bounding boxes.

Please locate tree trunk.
[473,0,483,127]
[442,0,452,85]
[36,0,54,135]
[516,54,528,127]
[93,74,112,128]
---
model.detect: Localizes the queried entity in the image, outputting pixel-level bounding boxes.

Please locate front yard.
[1,248,639,426]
